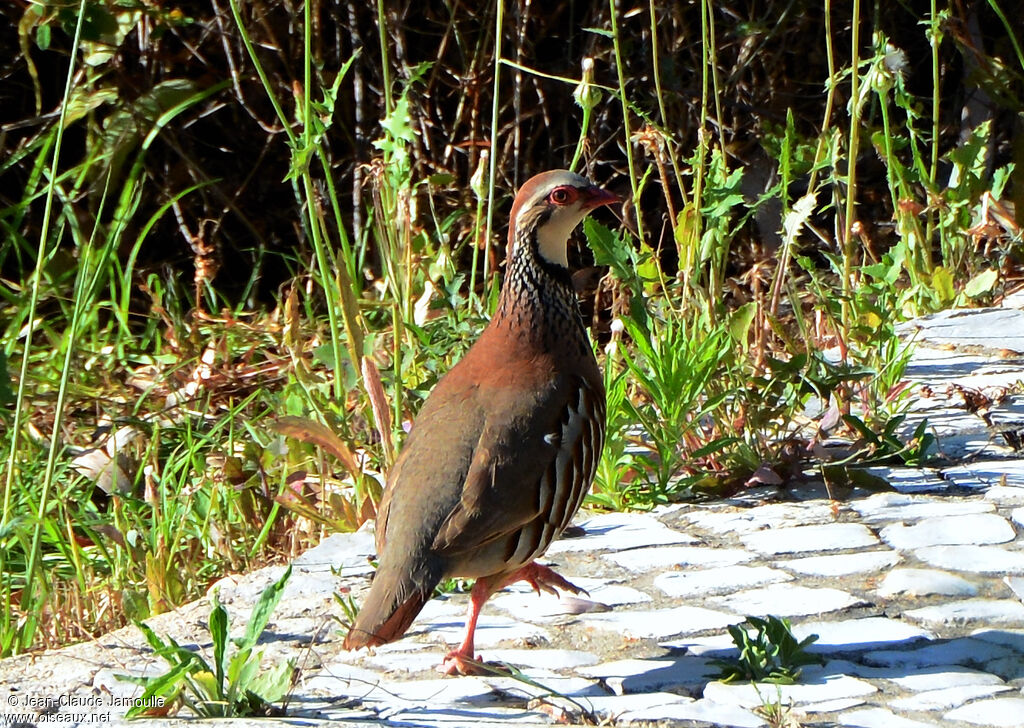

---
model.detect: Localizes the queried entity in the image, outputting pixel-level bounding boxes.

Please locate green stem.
[485,0,504,307]
[3,0,88,654]
[841,0,862,333]
[927,0,941,267]
[376,0,393,116]
[609,0,645,244]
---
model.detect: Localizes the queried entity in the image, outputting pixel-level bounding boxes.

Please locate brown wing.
[431,373,604,569]
[372,376,485,560]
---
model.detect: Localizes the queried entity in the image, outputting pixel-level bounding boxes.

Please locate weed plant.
[1,1,1021,654]
[119,565,295,718]
[710,615,824,684]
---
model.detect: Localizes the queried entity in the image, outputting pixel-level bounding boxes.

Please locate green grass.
[1,1,1021,655]
[119,565,295,718]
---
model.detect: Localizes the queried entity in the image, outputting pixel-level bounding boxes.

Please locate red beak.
[581,185,620,211]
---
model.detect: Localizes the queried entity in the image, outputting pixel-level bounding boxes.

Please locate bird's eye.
[549,186,576,205]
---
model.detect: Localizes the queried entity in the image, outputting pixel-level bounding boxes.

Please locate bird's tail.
[343,560,441,650]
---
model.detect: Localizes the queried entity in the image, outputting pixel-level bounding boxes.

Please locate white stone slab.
[366,639,437,657]
[313,671,497,706]
[712,584,860,617]
[973,626,1024,655]
[483,670,603,700]
[363,647,601,674]
[890,684,1012,710]
[581,692,695,721]
[549,511,697,553]
[780,550,900,576]
[802,697,869,713]
[486,648,601,670]
[685,502,835,534]
[851,492,994,523]
[373,678,503,707]
[914,545,1024,574]
[371,705,524,724]
[899,307,1024,353]
[416,596,468,621]
[417,613,550,649]
[986,485,1024,504]
[622,698,766,727]
[506,576,650,605]
[581,605,740,640]
[904,598,1024,628]
[608,545,755,572]
[880,513,1015,549]
[741,523,878,555]
[945,697,1024,727]
[362,648,454,674]
[660,632,744,656]
[578,656,715,695]
[812,658,906,680]
[655,566,792,598]
[863,637,1016,668]
[382,706,553,724]
[901,344,988,372]
[888,665,1008,691]
[792,617,932,653]
[877,568,978,597]
[984,655,1024,681]
[293,528,378,577]
[860,467,953,493]
[943,460,1024,489]
[838,707,936,728]
[703,669,877,709]
[1005,576,1024,602]
[491,578,651,620]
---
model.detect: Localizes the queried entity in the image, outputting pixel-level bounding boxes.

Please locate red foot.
[437,561,584,676]
[439,648,486,675]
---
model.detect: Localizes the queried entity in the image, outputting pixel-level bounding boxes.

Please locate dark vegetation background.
[3,0,1019,305]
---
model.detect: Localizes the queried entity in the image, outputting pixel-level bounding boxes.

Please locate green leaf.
[136,621,209,671]
[247,658,295,703]
[991,163,1014,198]
[584,217,631,278]
[313,343,337,370]
[930,266,956,306]
[35,23,50,50]
[727,302,756,348]
[226,647,260,701]
[0,351,14,406]
[209,593,229,697]
[121,660,188,718]
[239,565,292,651]
[964,269,998,298]
[379,95,415,144]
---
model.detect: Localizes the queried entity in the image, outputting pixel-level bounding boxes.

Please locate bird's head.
[507,170,619,268]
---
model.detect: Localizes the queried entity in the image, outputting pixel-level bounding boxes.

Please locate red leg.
[439,561,584,676]
[440,576,498,675]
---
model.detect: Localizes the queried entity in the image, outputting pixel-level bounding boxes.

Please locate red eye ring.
[549,186,576,205]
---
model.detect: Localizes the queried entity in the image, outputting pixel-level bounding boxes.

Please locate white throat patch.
[535,205,590,268]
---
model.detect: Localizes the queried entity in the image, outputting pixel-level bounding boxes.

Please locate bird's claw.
[517,562,589,598]
[440,650,486,676]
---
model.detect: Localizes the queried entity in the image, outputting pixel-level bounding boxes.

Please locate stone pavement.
[2,303,1024,728]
